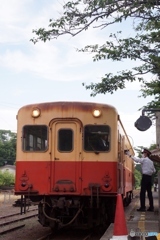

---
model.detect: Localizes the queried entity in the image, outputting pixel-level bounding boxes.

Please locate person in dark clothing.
[125,148,156,212]
[97,134,109,151]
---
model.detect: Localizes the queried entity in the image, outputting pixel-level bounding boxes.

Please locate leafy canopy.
[31,0,160,109]
[0,130,17,166]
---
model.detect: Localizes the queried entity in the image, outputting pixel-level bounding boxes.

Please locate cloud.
[0,108,17,132]
[0,0,156,151]
[0,0,143,85]
[0,0,64,43]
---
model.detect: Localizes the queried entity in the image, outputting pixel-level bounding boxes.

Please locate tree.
[139,80,160,113]
[31,0,160,110]
[0,130,17,166]
[134,143,157,156]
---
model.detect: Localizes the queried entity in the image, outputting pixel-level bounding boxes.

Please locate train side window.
[22,125,48,152]
[84,125,110,152]
[58,129,73,152]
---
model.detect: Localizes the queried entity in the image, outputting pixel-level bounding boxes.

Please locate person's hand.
[124,150,131,157]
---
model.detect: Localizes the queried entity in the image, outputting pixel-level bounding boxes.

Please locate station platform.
[100,190,160,239]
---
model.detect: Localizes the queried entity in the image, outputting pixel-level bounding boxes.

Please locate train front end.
[15,101,134,230]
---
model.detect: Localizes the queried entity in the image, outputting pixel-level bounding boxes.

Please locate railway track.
[0,209,106,240]
[34,192,140,240]
[35,222,107,240]
[0,207,38,235]
[0,191,139,239]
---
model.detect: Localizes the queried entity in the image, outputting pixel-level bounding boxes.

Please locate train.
[14,101,135,230]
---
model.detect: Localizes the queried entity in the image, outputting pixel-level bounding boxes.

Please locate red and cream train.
[15,101,135,230]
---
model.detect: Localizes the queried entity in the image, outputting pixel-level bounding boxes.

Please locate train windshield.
[22,125,48,151]
[84,125,110,152]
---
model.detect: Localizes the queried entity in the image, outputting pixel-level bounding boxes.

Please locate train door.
[121,135,125,195]
[118,133,124,194]
[50,120,82,194]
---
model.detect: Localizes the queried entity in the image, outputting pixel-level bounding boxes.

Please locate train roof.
[18,101,118,113]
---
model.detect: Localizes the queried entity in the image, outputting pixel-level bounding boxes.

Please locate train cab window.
[58,129,73,152]
[22,125,48,152]
[84,125,110,152]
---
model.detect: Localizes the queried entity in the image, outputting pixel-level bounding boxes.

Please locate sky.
[0,0,157,151]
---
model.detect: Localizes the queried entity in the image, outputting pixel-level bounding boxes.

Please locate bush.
[0,170,15,186]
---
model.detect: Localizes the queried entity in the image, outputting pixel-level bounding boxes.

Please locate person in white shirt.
[125,148,156,212]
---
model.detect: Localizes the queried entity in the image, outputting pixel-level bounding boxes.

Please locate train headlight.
[32,108,41,118]
[93,109,101,117]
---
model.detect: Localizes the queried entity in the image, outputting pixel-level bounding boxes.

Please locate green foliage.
[134,144,157,156]
[134,167,141,189]
[0,130,17,166]
[0,171,15,186]
[31,0,160,111]
[139,80,160,118]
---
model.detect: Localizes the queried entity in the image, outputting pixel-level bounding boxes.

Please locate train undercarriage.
[37,195,116,230]
[20,191,133,231]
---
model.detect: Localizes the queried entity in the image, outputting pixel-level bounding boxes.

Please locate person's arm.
[125,150,143,163]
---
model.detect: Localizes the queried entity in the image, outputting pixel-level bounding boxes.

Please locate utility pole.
[156,112,160,148]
